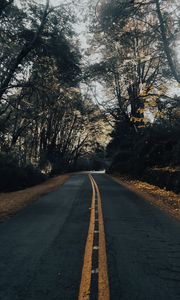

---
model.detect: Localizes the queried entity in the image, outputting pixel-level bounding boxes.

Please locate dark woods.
[87,0,180,192]
[0,0,105,191]
[0,0,179,192]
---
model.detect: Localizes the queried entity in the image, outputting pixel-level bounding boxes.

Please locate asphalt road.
[0,173,180,300]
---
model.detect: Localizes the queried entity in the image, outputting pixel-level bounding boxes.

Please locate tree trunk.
[128,84,144,128]
[155,0,180,83]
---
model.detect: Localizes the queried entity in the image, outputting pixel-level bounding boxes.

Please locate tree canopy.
[0,0,179,191]
[86,0,180,182]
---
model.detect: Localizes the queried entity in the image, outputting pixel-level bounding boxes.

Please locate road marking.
[78,174,110,300]
[93,246,99,250]
[78,175,95,300]
[92,268,99,274]
[91,176,110,300]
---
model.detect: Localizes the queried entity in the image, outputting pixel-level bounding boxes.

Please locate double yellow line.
[78,174,110,300]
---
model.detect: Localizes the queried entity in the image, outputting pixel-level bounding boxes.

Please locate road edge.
[0,174,70,222]
[106,174,180,222]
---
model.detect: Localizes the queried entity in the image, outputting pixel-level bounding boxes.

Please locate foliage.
[0,0,106,191]
[0,0,179,192]
[0,152,46,192]
[87,0,180,181]
[108,116,180,176]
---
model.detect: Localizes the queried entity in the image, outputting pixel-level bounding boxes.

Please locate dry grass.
[110,175,180,221]
[0,175,69,221]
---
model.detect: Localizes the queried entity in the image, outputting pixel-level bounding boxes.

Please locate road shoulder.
[108,174,180,221]
[0,174,69,221]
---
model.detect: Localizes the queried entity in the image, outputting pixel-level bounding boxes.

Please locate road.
[0,173,180,300]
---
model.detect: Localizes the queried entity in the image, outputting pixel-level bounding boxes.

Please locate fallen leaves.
[111,175,180,221]
[0,175,69,221]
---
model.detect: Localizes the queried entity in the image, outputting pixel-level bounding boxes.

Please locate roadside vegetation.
[111,175,180,221]
[87,0,180,193]
[0,0,108,192]
[0,0,179,195]
[0,174,69,220]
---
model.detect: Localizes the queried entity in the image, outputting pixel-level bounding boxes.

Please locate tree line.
[86,0,180,191]
[0,0,106,191]
[0,0,179,192]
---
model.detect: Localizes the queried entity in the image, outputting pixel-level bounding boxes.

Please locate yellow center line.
[91,176,110,300]
[78,175,95,300]
[78,174,110,300]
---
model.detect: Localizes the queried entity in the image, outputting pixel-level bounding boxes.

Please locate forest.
[0,0,179,192]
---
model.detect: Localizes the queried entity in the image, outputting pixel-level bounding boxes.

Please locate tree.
[155,0,180,83]
[0,0,13,16]
[87,0,180,176]
[0,0,51,100]
[0,0,108,178]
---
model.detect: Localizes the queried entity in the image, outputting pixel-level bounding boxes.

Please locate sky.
[37,0,68,5]
[41,0,90,50]
[50,0,62,4]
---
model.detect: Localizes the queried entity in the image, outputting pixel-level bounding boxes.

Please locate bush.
[0,153,46,192]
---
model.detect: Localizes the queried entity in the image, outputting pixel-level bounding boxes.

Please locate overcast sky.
[37,0,67,5]
[50,0,62,4]
[37,0,87,8]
